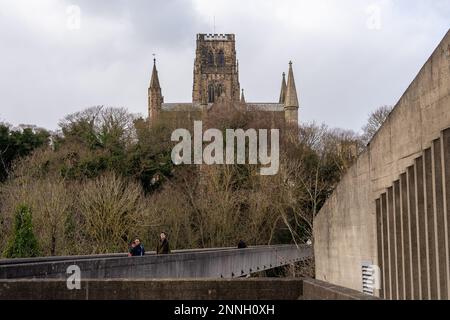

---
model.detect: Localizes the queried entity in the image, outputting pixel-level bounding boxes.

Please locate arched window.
[217,50,225,66]
[207,51,214,66]
[202,48,208,63]
[216,84,223,98]
[208,84,215,103]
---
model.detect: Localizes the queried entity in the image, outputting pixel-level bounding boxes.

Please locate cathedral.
[148,33,299,125]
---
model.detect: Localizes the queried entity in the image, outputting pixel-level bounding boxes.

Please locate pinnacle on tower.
[149,58,161,89]
[241,88,246,103]
[279,72,287,104]
[148,58,163,122]
[284,61,299,108]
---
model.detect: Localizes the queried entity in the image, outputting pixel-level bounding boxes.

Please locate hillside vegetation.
[0,106,363,258]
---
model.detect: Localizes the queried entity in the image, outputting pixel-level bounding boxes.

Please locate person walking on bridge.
[156,232,170,254]
[131,238,145,256]
[237,240,247,249]
[128,240,136,257]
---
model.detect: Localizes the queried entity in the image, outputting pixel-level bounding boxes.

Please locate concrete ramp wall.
[314,29,450,299]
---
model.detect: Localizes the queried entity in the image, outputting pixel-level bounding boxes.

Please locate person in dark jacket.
[156,232,170,254]
[237,240,247,249]
[131,238,145,256]
[128,240,136,257]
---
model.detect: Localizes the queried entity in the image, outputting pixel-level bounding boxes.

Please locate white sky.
[0,0,448,132]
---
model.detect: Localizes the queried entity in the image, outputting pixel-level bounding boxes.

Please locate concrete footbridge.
[2,244,371,300]
[0,244,312,280]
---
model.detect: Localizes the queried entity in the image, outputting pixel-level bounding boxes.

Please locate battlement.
[197,33,235,41]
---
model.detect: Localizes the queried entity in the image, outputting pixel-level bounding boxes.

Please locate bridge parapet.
[0,245,312,280]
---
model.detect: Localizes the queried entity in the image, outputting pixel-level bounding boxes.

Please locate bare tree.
[0,177,71,256]
[59,106,138,148]
[362,105,393,145]
[77,172,151,253]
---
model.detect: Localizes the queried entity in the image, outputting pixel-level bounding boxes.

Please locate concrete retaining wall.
[302,279,378,300]
[376,128,450,300]
[314,29,450,299]
[0,278,378,300]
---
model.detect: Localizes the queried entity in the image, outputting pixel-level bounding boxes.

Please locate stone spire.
[279,72,287,104]
[149,58,161,89]
[284,61,299,108]
[148,58,163,122]
[240,88,246,103]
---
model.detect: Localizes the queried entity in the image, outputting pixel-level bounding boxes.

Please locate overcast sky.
[0,0,448,132]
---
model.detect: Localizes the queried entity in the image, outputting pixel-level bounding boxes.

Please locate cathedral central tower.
[192,34,240,105]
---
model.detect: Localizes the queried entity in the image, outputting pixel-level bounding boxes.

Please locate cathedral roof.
[161,103,201,111]
[246,103,285,112]
[160,102,284,112]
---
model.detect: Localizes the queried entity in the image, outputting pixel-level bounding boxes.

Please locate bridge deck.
[0,244,312,279]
